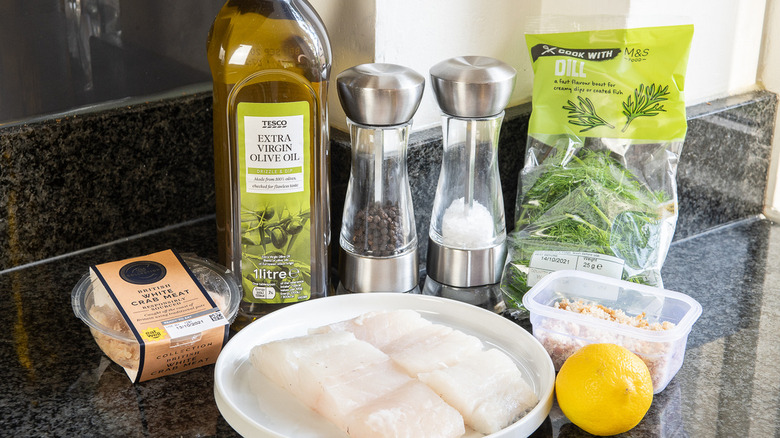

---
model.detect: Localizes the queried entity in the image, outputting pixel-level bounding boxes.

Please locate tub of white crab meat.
[71,250,240,382]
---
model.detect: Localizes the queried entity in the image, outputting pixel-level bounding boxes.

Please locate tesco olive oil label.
[525,24,693,142]
[90,249,229,382]
[237,101,312,305]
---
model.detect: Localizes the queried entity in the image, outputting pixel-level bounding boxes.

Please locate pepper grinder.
[423,56,516,311]
[336,63,425,293]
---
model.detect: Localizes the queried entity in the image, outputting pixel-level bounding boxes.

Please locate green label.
[526,24,693,141]
[237,101,312,304]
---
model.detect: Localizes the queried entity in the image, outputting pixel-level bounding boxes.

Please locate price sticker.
[528,251,625,286]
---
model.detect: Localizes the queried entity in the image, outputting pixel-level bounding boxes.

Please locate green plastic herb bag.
[501,24,694,314]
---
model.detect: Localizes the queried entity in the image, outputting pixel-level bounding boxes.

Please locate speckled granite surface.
[1,216,778,437]
[2,90,774,272]
[0,88,777,436]
[676,90,776,239]
[0,92,216,270]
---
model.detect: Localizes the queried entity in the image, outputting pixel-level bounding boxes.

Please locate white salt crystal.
[441,198,495,248]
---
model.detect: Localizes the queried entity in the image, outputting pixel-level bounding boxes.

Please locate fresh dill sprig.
[503,149,669,305]
[562,96,615,132]
[621,83,670,132]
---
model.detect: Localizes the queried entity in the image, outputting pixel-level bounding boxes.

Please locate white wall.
[312,0,376,131]
[313,0,768,131]
[372,0,533,131]
[628,0,767,105]
[312,0,779,215]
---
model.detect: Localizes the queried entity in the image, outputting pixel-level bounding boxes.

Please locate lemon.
[555,343,653,436]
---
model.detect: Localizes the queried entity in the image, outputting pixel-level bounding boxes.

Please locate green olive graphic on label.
[271,228,289,249]
[285,218,304,235]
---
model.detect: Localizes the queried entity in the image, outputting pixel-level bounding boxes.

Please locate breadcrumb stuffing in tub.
[554,299,676,331]
[539,299,681,390]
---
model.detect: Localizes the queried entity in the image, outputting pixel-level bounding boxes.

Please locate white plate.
[214,293,555,438]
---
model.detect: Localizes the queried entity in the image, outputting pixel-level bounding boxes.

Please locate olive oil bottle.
[207,0,332,327]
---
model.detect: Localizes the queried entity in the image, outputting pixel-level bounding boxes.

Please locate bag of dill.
[501,24,693,314]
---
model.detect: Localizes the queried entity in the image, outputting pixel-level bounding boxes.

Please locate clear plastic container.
[522,270,701,393]
[71,254,241,372]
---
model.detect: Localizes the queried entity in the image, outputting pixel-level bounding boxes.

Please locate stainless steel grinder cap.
[337,63,425,126]
[429,56,516,118]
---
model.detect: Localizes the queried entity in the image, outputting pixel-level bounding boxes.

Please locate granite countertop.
[1,215,778,437]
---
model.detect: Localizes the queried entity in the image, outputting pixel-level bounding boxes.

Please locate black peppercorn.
[351,202,405,256]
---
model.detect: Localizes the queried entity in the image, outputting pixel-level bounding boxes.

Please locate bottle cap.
[337,63,425,126]
[430,56,516,118]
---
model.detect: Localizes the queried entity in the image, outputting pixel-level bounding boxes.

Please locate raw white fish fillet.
[316,360,413,430]
[251,331,454,437]
[382,323,484,376]
[310,310,433,349]
[418,348,539,434]
[342,380,466,438]
[250,331,387,407]
[250,310,539,437]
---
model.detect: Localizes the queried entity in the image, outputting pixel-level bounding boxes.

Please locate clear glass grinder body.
[335,63,425,294]
[340,122,417,258]
[423,56,516,311]
[429,114,506,250]
[207,0,332,326]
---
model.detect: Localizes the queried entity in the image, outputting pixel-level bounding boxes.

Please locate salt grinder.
[337,63,425,293]
[423,56,516,310]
